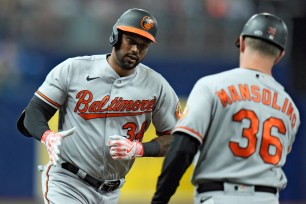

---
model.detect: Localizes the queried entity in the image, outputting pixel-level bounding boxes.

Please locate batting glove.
[107,135,144,160]
[41,127,76,166]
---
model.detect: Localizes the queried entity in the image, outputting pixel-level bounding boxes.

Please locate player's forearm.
[142,134,172,157]
[24,102,49,140]
[152,132,200,203]
[23,96,57,141]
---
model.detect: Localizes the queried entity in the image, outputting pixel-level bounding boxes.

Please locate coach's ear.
[239,36,245,53]
[17,110,32,137]
[274,51,285,65]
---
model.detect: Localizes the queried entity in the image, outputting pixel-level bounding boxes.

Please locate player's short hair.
[245,37,281,58]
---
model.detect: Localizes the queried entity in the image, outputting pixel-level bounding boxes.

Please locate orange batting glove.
[41,127,76,166]
[107,135,143,160]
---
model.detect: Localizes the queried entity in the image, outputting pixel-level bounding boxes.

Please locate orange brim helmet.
[110,8,158,46]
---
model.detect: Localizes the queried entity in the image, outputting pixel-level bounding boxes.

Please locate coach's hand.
[107,135,144,160]
[41,127,76,166]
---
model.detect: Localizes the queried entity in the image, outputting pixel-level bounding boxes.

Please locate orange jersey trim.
[36,91,61,109]
[78,111,150,120]
[156,130,172,136]
[44,164,52,204]
[174,126,203,141]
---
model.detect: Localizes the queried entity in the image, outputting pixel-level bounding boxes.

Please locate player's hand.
[107,135,143,160]
[41,127,76,166]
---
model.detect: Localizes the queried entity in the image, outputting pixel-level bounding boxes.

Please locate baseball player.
[151,13,300,204]
[17,8,181,204]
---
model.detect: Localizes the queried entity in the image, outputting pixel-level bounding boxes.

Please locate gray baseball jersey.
[173,68,300,189]
[36,54,180,180]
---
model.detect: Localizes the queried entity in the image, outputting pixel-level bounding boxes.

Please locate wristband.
[143,140,160,156]
[41,130,53,144]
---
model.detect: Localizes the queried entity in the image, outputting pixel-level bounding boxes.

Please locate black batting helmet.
[236,13,288,50]
[109,8,158,46]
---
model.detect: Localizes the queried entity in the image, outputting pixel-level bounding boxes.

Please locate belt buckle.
[98,181,118,192]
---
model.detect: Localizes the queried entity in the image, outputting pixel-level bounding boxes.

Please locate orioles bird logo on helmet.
[141,16,155,30]
[267,26,277,40]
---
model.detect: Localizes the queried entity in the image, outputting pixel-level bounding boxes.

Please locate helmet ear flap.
[109,25,119,46]
[114,31,123,50]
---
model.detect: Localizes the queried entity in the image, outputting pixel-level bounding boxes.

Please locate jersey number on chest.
[123,121,148,142]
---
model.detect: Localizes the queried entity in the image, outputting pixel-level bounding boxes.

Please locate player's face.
[115,33,151,70]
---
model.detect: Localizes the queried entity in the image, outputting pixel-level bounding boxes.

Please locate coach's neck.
[239,44,284,76]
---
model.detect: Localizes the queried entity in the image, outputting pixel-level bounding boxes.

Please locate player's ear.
[239,36,245,53]
[274,50,285,65]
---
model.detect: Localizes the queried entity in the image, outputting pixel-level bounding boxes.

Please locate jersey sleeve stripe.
[156,130,172,136]
[35,91,61,109]
[173,126,203,143]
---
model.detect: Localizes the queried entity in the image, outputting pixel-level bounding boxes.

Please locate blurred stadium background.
[0,0,305,203]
